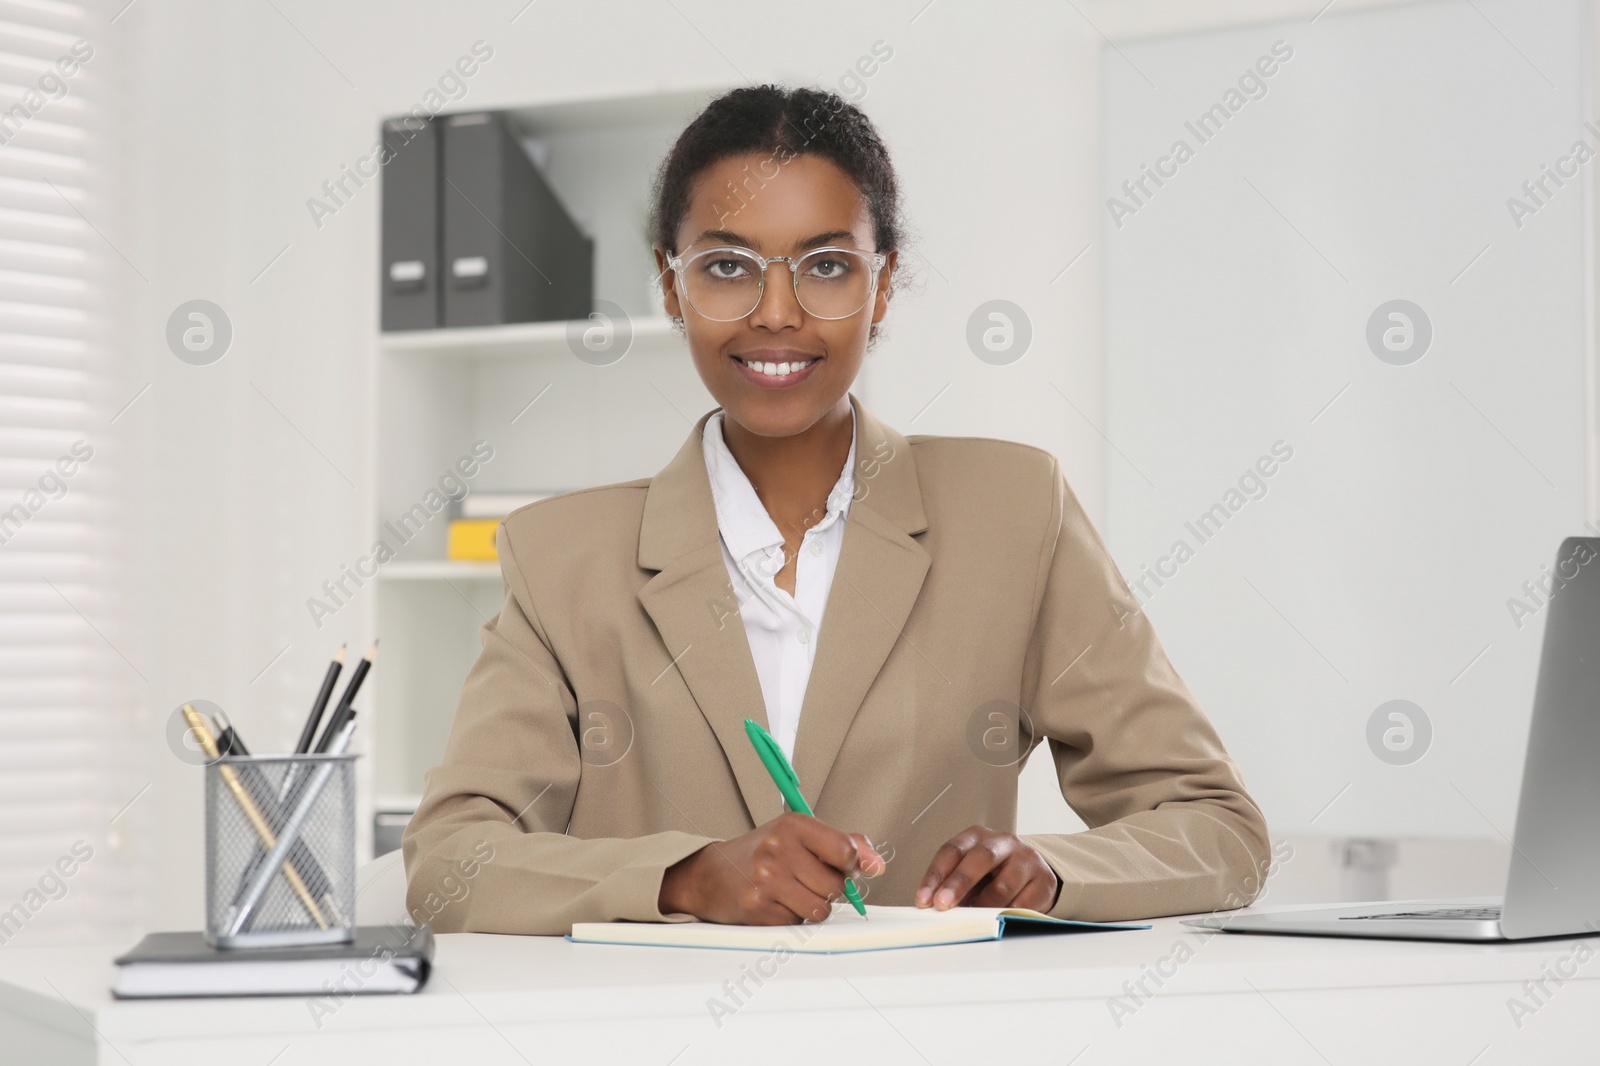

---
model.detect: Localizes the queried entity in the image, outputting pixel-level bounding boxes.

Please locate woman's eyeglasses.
[664,245,888,323]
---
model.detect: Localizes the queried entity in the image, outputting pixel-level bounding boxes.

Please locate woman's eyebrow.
[689,229,863,250]
[694,228,752,247]
[796,230,858,249]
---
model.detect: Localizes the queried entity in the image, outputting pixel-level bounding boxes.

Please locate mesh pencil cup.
[204,753,357,949]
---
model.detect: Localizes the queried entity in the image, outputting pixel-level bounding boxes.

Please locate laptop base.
[1181,896,1597,943]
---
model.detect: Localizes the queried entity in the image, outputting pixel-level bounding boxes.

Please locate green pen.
[743,717,868,919]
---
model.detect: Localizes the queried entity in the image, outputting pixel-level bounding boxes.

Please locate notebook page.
[571,905,1028,954]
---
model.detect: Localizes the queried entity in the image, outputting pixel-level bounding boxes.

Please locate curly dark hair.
[648,84,906,266]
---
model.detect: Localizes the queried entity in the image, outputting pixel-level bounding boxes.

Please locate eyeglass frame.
[662,244,890,323]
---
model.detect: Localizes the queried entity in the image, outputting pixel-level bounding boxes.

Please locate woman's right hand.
[658,812,885,924]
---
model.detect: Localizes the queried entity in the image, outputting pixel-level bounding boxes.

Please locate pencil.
[315,641,376,753]
[221,723,337,910]
[180,703,329,930]
[295,645,346,755]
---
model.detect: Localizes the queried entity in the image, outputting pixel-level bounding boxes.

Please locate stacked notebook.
[447,490,555,561]
[569,905,1148,954]
[112,925,433,999]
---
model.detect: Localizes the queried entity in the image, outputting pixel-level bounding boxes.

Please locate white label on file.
[389,260,426,284]
[452,256,489,282]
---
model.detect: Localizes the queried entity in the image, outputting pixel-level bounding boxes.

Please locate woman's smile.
[729,348,823,389]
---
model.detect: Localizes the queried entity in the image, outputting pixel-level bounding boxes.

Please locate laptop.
[1184,536,1600,942]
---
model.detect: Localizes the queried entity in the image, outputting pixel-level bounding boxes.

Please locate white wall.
[1102,0,1593,841]
[118,0,1110,932]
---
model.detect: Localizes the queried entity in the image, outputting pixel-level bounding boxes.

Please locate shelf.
[371,82,719,803]
[380,560,503,582]
[380,315,679,359]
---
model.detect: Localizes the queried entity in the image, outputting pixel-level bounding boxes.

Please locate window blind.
[0,0,135,948]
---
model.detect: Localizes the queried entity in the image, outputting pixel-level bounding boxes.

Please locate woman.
[402,86,1270,934]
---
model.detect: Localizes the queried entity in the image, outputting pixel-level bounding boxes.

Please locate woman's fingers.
[789,813,863,878]
[785,822,887,918]
[771,879,838,923]
[788,847,848,909]
[849,833,886,877]
[753,814,879,922]
[666,812,892,925]
[915,827,982,907]
[926,832,1008,909]
[971,865,1036,908]
[935,843,1006,909]
[917,827,1058,912]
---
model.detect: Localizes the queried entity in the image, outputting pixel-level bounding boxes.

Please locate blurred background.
[0,0,1592,945]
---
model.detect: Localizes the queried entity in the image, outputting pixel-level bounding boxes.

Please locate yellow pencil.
[181,703,329,930]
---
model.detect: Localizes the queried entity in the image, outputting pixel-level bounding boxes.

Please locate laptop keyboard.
[1340,906,1502,921]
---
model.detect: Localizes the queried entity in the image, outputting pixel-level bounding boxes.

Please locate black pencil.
[314,641,376,753]
[295,645,346,755]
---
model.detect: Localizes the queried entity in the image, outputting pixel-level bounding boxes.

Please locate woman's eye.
[807,257,850,278]
[705,258,749,279]
[806,254,857,278]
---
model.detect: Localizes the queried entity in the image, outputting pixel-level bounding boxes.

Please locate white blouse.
[701,407,857,762]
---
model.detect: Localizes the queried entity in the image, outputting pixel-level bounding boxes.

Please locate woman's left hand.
[915,825,1060,912]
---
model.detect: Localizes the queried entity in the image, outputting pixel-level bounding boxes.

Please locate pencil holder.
[204,753,358,949]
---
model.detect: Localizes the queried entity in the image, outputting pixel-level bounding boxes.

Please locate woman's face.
[654,152,895,440]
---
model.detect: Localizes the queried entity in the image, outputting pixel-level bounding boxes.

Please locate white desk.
[1,903,1595,1065]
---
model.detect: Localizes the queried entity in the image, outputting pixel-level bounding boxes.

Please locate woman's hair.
[649,84,906,265]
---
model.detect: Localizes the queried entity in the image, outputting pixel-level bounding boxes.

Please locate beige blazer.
[403,393,1271,935]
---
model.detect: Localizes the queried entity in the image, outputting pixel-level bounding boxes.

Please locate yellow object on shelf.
[447,518,501,561]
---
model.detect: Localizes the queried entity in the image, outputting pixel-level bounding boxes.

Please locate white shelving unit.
[379,560,503,582]
[368,84,731,802]
[380,315,680,359]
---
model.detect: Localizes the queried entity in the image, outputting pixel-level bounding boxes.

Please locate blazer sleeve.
[1018,457,1274,922]
[400,522,714,936]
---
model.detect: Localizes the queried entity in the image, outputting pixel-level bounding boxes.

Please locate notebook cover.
[567,908,1149,955]
[996,913,1151,936]
[115,923,433,967]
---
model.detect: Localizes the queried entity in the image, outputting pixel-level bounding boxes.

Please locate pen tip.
[333,646,347,663]
[364,640,378,661]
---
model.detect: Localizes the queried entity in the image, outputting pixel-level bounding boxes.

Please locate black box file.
[378,116,441,331]
[439,111,594,327]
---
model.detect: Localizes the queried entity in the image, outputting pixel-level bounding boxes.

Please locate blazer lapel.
[636,394,930,826]
[790,396,929,805]
[637,408,784,828]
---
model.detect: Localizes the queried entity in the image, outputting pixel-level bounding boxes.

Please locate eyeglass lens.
[680,248,876,322]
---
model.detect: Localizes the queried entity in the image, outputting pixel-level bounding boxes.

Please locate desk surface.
[3,901,1596,1065]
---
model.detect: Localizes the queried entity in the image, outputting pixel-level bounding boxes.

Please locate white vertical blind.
[0,0,136,946]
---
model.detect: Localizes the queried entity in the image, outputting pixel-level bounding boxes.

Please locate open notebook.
[568,905,1149,954]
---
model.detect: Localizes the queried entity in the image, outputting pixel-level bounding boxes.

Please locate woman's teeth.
[739,358,816,377]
